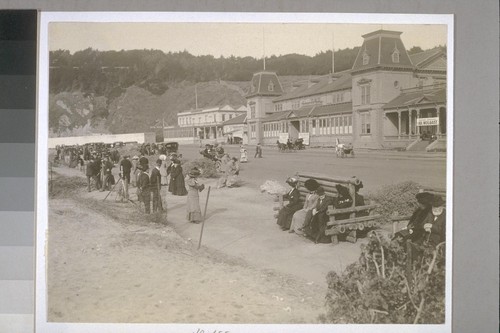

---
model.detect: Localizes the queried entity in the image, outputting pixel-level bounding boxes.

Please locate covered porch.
[382,85,446,147]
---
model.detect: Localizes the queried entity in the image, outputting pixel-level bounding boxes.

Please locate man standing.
[119,155,132,200]
[254,143,263,158]
[85,157,95,192]
[137,165,151,214]
[150,159,163,212]
[100,156,114,192]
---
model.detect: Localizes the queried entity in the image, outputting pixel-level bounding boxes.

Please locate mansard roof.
[246,71,284,98]
[383,85,446,110]
[352,30,414,72]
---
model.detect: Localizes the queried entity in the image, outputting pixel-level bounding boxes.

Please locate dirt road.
[48,169,329,323]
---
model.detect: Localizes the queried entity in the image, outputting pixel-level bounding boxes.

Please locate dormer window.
[268,81,274,92]
[362,50,370,65]
[392,49,400,63]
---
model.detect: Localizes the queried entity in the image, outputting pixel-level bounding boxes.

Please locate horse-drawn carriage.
[277,138,306,152]
[200,144,225,171]
[335,139,355,158]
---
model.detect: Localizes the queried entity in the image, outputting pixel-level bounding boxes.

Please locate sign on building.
[417,117,439,126]
[278,133,289,144]
[298,132,310,145]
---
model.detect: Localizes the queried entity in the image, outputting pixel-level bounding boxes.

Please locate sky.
[49,22,447,58]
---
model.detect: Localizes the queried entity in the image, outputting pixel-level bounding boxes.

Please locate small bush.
[321,232,445,324]
[183,158,219,178]
[367,181,421,223]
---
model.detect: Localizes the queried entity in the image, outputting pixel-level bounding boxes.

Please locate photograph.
[36,12,453,333]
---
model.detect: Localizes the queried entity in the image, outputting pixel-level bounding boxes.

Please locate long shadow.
[205,208,228,220]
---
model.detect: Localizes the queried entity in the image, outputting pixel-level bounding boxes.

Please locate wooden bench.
[274,172,381,244]
[391,188,447,236]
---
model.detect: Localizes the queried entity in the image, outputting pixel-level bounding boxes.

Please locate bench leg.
[346,230,357,243]
[331,235,339,245]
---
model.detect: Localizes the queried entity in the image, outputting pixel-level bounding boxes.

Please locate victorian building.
[246,29,447,150]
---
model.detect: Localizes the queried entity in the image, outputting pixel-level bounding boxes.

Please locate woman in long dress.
[185,167,205,223]
[276,177,302,231]
[168,159,187,196]
[289,178,320,235]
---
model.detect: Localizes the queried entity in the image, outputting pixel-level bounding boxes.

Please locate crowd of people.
[72,142,446,246]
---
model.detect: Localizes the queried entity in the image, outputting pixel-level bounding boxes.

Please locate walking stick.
[197,186,211,250]
[103,175,121,201]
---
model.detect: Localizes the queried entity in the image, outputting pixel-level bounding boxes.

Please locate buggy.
[335,139,355,158]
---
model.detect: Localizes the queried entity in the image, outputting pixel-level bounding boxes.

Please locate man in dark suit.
[423,196,446,246]
[137,165,151,214]
[150,159,163,212]
[307,186,334,243]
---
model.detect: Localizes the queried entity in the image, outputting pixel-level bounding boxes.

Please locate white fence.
[48,132,156,148]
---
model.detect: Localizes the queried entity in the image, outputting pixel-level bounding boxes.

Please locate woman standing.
[167,159,187,196]
[276,177,302,231]
[185,167,205,223]
[289,178,320,234]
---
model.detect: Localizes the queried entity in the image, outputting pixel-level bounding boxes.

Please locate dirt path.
[47,170,328,323]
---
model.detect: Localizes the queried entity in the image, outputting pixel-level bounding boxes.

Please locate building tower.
[350,30,415,149]
[245,71,284,145]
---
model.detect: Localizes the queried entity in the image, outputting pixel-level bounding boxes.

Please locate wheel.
[215,160,222,172]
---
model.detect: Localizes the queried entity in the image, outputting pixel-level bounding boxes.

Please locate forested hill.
[50,48,363,94]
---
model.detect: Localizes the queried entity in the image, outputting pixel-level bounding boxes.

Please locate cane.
[197,186,211,250]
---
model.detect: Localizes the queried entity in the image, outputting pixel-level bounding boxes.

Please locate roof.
[409,48,444,67]
[309,102,352,117]
[222,113,247,125]
[352,30,414,72]
[262,102,352,122]
[383,86,446,110]
[273,72,352,103]
[262,111,291,122]
[246,71,284,98]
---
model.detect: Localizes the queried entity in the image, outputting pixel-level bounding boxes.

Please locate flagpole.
[263,28,266,71]
[332,32,335,74]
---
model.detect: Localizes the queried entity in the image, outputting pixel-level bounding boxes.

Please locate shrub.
[367,181,421,223]
[321,232,445,324]
[183,158,219,178]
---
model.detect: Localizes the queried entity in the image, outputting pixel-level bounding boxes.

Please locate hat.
[335,184,350,197]
[431,196,445,207]
[189,167,201,177]
[132,155,139,160]
[316,186,325,195]
[286,177,298,186]
[304,178,320,191]
[159,154,167,161]
[416,192,434,206]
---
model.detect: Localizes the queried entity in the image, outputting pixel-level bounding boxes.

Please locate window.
[361,112,371,134]
[392,49,400,63]
[250,105,256,119]
[251,124,256,138]
[268,81,274,91]
[362,50,370,65]
[361,85,371,105]
[222,114,226,122]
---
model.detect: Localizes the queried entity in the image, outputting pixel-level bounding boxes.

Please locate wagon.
[164,142,179,156]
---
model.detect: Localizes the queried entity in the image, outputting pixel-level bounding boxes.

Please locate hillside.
[48,76,322,136]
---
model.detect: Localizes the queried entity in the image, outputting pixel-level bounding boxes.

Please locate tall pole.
[263,28,266,71]
[195,84,198,109]
[332,32,335,74]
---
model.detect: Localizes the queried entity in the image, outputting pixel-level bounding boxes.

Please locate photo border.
[37,11,454,333]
